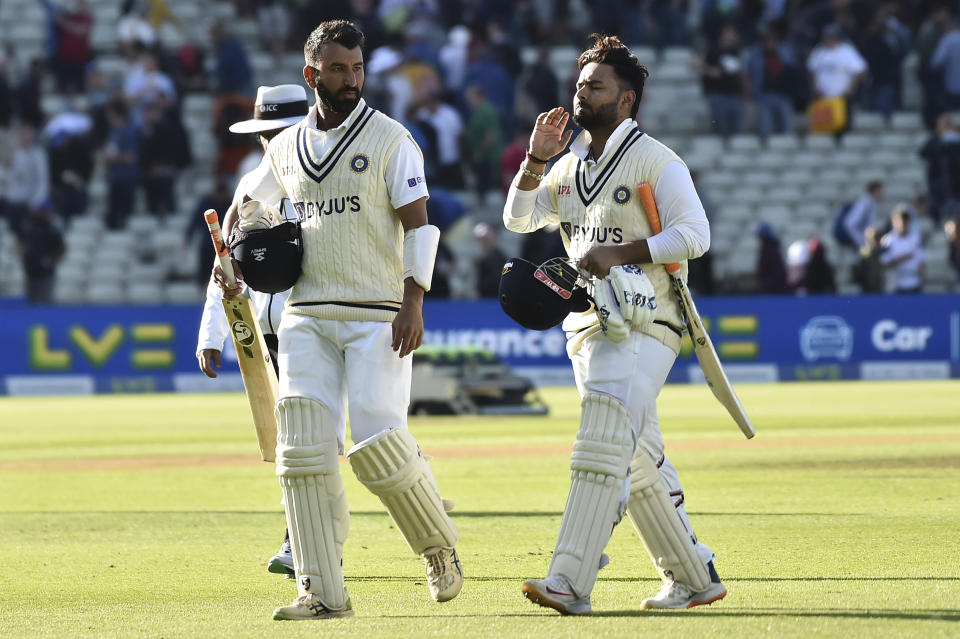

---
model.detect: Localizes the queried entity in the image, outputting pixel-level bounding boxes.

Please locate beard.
[315,83,362,114]
[572,99,619,130]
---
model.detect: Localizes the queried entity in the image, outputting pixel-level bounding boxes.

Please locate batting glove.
[593,277,629,342]
[606,265,657,331]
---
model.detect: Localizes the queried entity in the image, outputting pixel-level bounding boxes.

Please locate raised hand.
[529,107,574,162]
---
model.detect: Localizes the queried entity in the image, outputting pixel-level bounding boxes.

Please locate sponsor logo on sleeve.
[406,176,424,188]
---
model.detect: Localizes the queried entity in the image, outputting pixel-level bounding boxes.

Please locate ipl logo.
[231,320,256,347]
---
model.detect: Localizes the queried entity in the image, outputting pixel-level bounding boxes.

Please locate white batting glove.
[606,265,657,331]
[593,277,629,342]
[238,200,282,231]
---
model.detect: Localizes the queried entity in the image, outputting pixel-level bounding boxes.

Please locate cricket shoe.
[423,546,463,602]
[521,575,591,615]
[272,593,354,620]
[267,534,295,579]
[640,561,727,610]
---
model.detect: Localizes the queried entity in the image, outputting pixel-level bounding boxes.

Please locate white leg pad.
[347,427,458,554]
[275,396,350,609]
[548,392,635,597]
[626,446,710,591]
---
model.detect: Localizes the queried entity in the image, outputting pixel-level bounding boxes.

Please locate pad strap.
[402,224,441,292]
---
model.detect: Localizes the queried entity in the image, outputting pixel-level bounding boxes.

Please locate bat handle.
[637,183,683,277]
[204,208,237,285]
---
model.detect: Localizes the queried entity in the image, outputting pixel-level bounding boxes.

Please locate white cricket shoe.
[521,575,592,615]
[423,546,463,602]
[267,534,295,579]
[272,593,354,620]
[640,562,727,610]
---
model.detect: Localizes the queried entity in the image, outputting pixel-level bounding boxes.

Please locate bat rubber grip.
[637,183,682,275]
[204,209,237,285]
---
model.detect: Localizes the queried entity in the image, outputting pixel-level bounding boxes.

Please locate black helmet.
[229,221,303,293]
[498,257,590,330]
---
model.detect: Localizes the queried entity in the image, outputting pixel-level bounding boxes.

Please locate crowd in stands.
[2,0,960,304]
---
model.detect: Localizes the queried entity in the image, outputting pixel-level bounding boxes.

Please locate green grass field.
[1,381,959,638]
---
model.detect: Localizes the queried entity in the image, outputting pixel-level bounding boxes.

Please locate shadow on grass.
[355,609,960,621]
[345,576,960,583]
[591,608,960,621]
[0,510,878,518]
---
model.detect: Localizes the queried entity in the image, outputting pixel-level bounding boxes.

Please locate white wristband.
[402,224,441,292]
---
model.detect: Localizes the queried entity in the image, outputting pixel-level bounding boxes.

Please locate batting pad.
[626,448,710,591]
[275,396,350,608]
[347,427,458,554]
[549,393,635,597]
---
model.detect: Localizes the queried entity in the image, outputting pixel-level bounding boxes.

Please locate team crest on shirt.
[613,185,631,205]
[350,154,369,173]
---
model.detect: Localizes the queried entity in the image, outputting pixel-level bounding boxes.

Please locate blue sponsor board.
[1,295,958,395]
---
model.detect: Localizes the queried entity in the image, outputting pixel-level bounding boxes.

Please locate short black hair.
[577,33,649,119]
[304,20,365,65]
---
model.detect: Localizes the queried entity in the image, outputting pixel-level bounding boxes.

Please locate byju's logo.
[406,176,424,188]
[800,316,853,362]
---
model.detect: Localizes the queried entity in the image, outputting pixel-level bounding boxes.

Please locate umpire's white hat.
[228,84,309,134]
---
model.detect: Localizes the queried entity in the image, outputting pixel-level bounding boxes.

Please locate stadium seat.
[767,186,804,205]
[755,150,791,170]
[86,282,126,304]
[165,282,203,304]
[833,150,866,168]
[851,110,884,131]
[779,168,814,185]
[790,151,826,169]
[657,61,694,82]
[803,134,837,151]
[877,131,916,151]
[730,187,768,208]
[891,111,923,130]
[128,282,165,304]
[840,133,873,151]
[729,134,762,153]
[53,281,86,304]
[743,172,776,188]
[720,152,756,171]
[766,134,800,151]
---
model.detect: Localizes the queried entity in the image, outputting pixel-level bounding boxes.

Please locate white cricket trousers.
[569,330,715,566]
[278,313,412,451]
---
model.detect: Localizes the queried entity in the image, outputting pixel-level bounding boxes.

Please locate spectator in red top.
[500,124,527,195]
[50,0,94,94]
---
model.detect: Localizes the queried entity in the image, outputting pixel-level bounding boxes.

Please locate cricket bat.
[636,183,756,439]
[205,209,280,461]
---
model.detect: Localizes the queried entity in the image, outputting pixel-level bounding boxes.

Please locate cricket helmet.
[498,257,590,330]
[229,221,303,293]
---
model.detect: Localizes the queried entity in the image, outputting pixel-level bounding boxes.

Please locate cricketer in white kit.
[503,34,727,615]
[198,83,311,580]
[220,20,461,621]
